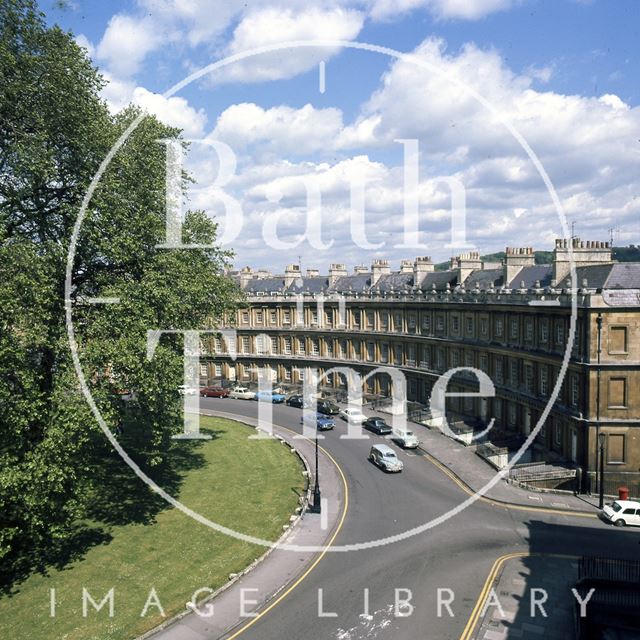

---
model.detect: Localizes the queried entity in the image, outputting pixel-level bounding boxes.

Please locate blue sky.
[42,0,640,271]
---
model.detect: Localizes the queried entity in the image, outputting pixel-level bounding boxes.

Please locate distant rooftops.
[231,239,640,297]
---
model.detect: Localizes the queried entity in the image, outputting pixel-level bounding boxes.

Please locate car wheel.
[613,518,626,527]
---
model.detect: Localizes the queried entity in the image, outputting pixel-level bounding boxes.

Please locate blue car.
[254,390,286,403]
[300,413,335,431]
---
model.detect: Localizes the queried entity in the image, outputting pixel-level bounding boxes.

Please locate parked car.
[317,400,340,415]
[199,386,229,398]
[301,413,335,431]
[391,427,419,449]
[286,394,305,408]
[363,417,392,435]
[601,500,640,527]
[339,407,367,424]
[369,444,403,472]
[228,386,256,400]
[254,390,286,403]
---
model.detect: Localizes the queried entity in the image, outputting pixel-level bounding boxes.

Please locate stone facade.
[204,239,640,490]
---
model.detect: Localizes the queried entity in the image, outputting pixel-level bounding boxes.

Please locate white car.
[228,386,256,400]
[339,407,367,424]
[391,427,419,449]
[601,500,640,527]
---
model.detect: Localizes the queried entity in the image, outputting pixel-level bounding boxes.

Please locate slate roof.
[287,276,331,294]
[604,263,640,289]
[243,276,287,294]
[328,274,372,294]
[370,272,414,293]
[466,268,504,290]
[507,265,552,289]
[240,261,640,296]
[572,264,614,289]
[420,271,459,291]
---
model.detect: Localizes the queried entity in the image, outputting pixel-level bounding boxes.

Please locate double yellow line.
[458,551,529,640]
[421,448,597,519]
[225,439,349,640]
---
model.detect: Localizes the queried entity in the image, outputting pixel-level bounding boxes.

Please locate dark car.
[301,413,335,431]
[200,386,229,398]
[286,394,304,408]
[317,400,340,415]
[363,417,392,435]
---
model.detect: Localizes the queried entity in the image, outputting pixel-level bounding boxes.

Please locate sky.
[43,0,640,272]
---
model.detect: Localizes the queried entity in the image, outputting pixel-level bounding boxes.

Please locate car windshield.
[406,431,414,437]
[383,452,396,458]
[611,502,623,512]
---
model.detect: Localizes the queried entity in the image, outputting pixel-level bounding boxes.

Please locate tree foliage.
[0,0,240,585]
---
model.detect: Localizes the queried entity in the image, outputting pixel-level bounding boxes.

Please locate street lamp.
[308,423,322,514]
[598,432,606,509]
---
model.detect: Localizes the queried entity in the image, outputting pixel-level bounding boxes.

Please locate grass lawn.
[0,416,305,640]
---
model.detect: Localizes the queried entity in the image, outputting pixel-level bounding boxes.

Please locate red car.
[200,386,229,398]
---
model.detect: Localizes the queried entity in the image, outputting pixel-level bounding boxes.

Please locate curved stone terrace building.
[205,239,640,491]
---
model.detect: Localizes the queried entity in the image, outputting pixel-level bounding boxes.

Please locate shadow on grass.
[0,422,223,597]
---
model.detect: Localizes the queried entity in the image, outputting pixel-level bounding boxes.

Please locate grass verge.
[0,416,305,640]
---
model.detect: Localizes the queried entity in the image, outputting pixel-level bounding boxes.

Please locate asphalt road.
[201,397,639,640]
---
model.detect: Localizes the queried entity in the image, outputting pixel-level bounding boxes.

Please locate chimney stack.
[503,246,535,287]
[328,263,347,285]
[371,259,390,284]
[239,266,253,289]
[399,259,414,273]
[284,264,301,287]
[413,256,434,288]
[455,251,482,284]
[552,237,613,283]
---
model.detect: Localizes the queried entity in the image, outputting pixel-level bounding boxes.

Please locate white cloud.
[369,0,518,21]
[211,103,344,154]
[131,88,207,137]
[212,7,365,84]
[75,33,95,58]
[100,71,136,113]
[96,14,162,77]
[99,75,207,137]
[352,36,640,172]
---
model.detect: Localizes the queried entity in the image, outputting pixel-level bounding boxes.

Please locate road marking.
[225,429,349,640]
[459,552,578,640]
[459,551,528,640]
[527,495,543,501]
[419,448,597,519]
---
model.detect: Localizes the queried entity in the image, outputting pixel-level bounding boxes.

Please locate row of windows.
[237,307,573,346]
[235,307,633,360]
[209,335,639,410]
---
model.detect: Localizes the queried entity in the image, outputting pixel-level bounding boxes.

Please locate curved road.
[200,398,637,640]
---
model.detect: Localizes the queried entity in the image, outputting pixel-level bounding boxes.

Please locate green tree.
[0,0,240,585]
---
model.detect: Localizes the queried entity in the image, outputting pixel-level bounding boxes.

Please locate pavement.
[410,419,601,514]
[145,410,345,640]
[142,399,629,640]
[473,554,579,640]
